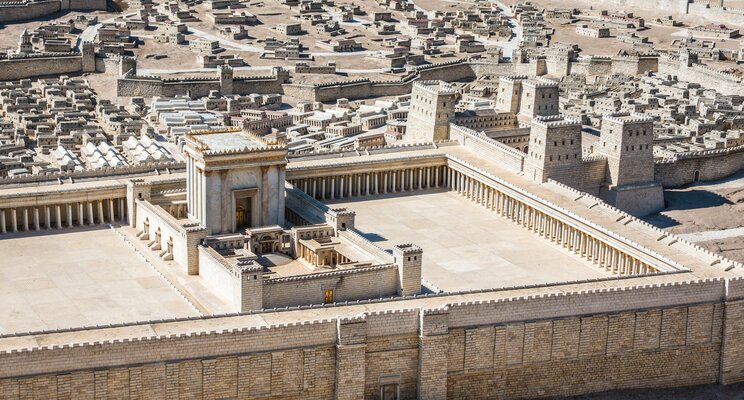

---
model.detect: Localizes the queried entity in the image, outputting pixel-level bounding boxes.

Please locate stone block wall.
[262,265,399,308]
[0,55,82,81]
[0,0,106,23]
[654,147,744,188]
[3,277,744,399]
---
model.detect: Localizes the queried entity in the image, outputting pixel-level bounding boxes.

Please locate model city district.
[5,0,744,397]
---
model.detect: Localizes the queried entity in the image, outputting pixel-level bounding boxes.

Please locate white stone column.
[321,179,326,200]
[23,208,29,231]
[392,171,397,193]
[0,209,5,233]
[87,202,94,226]
[44,206,51,229]
[109,199,115,223]
[312,179,318,199]
[11,208,18,232]
[68,204,74,228]
[418,168,423,190]
[365,174,370,196]
[97,201,105,225]
[33,207,39,231]
[339,176,345,199]
[55,205,62,229]
[119,199,126,223]
[330,177,335,200]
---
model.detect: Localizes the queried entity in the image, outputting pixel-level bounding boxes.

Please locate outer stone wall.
[0,55,82,81]
[0,0,106,23]
[655,147,744,188]
[1,278,743,399]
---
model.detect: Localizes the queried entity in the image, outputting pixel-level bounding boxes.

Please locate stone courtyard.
[325,189,608,292]
[0,227,198,335]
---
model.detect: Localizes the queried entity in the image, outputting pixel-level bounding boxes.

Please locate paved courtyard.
[325,189,608,292]
[0,227,199,335]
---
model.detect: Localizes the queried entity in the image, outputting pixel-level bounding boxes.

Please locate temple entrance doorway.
[235,197,252,231]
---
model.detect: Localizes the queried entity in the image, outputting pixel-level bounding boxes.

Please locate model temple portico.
[183,127,288,235]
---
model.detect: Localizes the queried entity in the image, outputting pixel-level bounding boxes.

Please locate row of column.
[449,167,654,276]
[292,165,449,201]
[0,199,127,234]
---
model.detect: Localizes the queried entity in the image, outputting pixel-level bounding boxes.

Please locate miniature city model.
[3,0,744,398]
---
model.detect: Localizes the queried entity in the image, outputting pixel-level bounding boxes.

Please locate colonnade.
[448,167,656,276]
[0,198,127,234]
[291,165,449,201]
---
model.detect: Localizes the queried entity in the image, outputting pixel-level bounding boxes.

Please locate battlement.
[393,243,422,255]
[413,80,457,95]
[498,74,529,83]
[532,114,581,128]
[603,112,654,125]
[523,77,559,88]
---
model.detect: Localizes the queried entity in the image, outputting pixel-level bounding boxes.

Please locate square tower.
[405,81,458,142]
[597,113,664,216]
[496,75,526,114]
[525,115,583,184]
[598,113,655,186]
[183,127,288,235]
[520,78,559,119]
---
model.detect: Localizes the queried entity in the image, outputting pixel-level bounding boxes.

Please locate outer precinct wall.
[0,0,106,23]
[654,146,744,188]
[1,277,744,399]
[0,55,82,81]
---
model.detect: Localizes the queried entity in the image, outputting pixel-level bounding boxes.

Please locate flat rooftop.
[324,189,609,292]
[0,227,199,335]
[193,131,266,151]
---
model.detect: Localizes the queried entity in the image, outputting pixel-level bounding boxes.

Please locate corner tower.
[525,115,583,185]
[405,80,458,142]
[597,113,664,216]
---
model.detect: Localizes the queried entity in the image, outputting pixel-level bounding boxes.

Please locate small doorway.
[380,384,399,400]
[234,196,252,231]
[694,170,700,182]
[323,289,334,304]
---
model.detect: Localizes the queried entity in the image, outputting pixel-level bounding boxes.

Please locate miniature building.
[405,81,457,142]
[597,113,664,216]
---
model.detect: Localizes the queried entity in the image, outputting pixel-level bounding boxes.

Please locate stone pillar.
[0,209,5,234]
[312,179,318,199]
[33,207,39,231]
[55,205,62,229]
[11,208,17,232]
[322,179,327,200]
[365,174,370,196]
[339,176,345,199]
[418,168,423,189]
[109,199,115,223]
[45,206,51,229]
[87,202,94,226]
[67,204,74,228]
[435,167,440,188]
[335,317,367,400]
[23,208,29,231]
[98,201,105,225]
[119,199,126,223]
[418,308,449,400]
[330,177,336,200]
[425,167,431,189]
[392,171,397,193]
